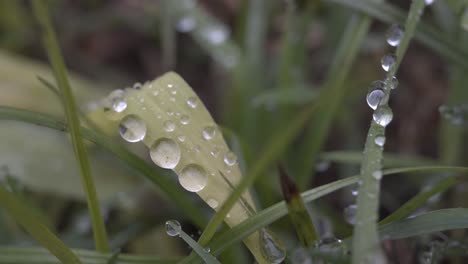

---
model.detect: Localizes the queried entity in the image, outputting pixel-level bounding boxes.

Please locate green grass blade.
[31,1,109,252]
[0,185,82,264]
[181,166,468,263]
[379,208,468,240]
[352,1,426,262]
[379,176,457,226]
[321,151,440,167]
[0,106,206,228]
[326,0,468,70]
[294,13,373,188]
[0,246,179,264]
[279,165,318,247]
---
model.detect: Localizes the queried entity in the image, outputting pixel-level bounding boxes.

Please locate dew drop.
[315,160,330,172]
[202,25,229,45]
[425,0,434,5]
[210,146,220,157]
[165,220,181,237]
[202,126,216,140]
[381,53,396,72]
[178,164,208,192]
[176,16,197,32]
[386,76,399,90]
[150,138,181,169]
[373,106,394,127]
[316,237,344,254]
[386,24,404,47]
[180,115,190,125]
[177,135,186,142]
[366,84,385,110]
[344,204,357,225]
[351,187,359,196]
[259,229,286,264]
[187,97,198,108]
[119,115,146,142]
[223,151,237,166]
[207,198,219,209]
[372,170,383,180]
[374,135,386,147]
[152,90,159,96]
[164,120,176,132]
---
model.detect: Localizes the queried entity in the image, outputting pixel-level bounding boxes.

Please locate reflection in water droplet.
[187,97,198,108]
[164,120,176,132]
[178,164,208,192]
[381,53,396,72]
[344,204,357,225]
[374,135,386,147]
[202,126,216,140]
[387,76,399,90]
[207,198,219,209]
[119,115,146,142]
[150,138,181,169]
[180,115,191,125]
[165,220,181,236]
[177,135,186,142]
[386,24,404,47]
[366,83,385,110]
[316,237,344,254]
[260,229,286,264]
[373,106,393,127]
[223,151,237,166]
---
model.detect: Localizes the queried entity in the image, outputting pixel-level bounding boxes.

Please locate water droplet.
[177,135,186,142]
[316,160,330,172]
[167,84,174,88]
[164,120,176,132]
[381,53,396,72]
[192,145,201,153]
[207,198,219,209]
[165,220,181,236]
[386,76,399,90]
[373,106,393,127]
[316,237,345,254]
[210,146,220,157]
[180,115,190,125]
[202,25,229,45]
[112,99,127,112]
[372,170,383,180]
[366,82,385,110]
[223,151,237,166]
[119,115,146,142]
[374,135,386,147]
[202,126,216,140]
[425,0,434,5]
[344,204,357,225]
[205,247,211,253]
[153,91,159,96]
[176,16,197,32]
[167,111,174,116]
[351,187,359,196]
[187,97,198,108]
[133,82,142,90]
[259,229,286,264]
[150,138,181,169]
[178,164,208,192]
[386,24,404,47]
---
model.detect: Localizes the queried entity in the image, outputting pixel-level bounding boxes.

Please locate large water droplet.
[366,82,385,110]
[386,24,404,47]
[150,138,181,169]
[373,106,394,127]
[187,97,198,108]
[259,229,286,264]
[344,204,357,225]
[223,151,237,166]
[374,135,386,147]
[202,126,216,140]
[164,120,176,132]
[165,220,181,236]
[119,115,146,142]
[381,53,396,72]
[179,164,208,192]
[176,16,197,32]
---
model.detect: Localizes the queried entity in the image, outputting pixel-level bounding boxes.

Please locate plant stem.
[352,0,426,263]
[31,1,109,252]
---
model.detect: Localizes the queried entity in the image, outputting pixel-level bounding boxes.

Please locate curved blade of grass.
[326,0,468,70]
[0,247,179,264]
[32,1,109,252]
[294,13,374,188]
[379,176,457,226]
[321,151,440,167]
[352,1,426,262]
[181,166,468,263]
[379,208,468,240]
[279,165,318,247]
[0,185,82,264]
[0,106,205,228]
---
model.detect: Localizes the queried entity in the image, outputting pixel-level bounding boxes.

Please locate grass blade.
[0,106,206,228]
[0,185,82,264]
[321,151,439,168]
[379,208,468,240]
[31,1,109,252]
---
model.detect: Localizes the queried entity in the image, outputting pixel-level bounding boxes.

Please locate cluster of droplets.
[439,104,468,126]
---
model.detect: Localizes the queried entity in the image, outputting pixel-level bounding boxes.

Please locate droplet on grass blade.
[223,151,237,166]
[373,106,393,127]
[150,138,181,169]
[374,135,386,147]
[367,82,385,110]
[259,229,286,264]
[178,164,208,192]
[202,126,216,140]
[386,24,404,47]
[119,115,146,142]
[165,220,181,236]
[344,204,357,225]
[381,53,397,72]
